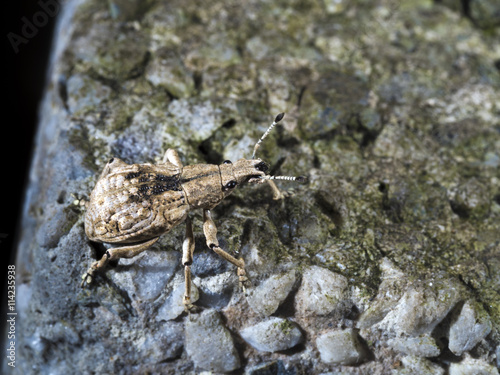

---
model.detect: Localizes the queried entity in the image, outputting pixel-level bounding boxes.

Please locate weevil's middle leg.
[202,209,249,290]
[182,216,195,310]
[81,237,159,287]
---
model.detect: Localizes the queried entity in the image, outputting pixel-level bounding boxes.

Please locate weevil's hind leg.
[162,148,183,169]
[81,237,160,287]
[182,216,196,311]
[202,209,249,292]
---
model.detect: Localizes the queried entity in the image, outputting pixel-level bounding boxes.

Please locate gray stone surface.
[240,317,303,352]
[357,257,408,329]
[184,309,240,372]
[387,334,441,358]
[394,356,445,375]
[316,328,365,365]
[155,274,199,321]
[295,265,349,316]
[109,247,180,301]
[7,0,500,373]
[449,300,492,356]
[246,270,297,316]
[449,356,500,375]
[372,275,464,336]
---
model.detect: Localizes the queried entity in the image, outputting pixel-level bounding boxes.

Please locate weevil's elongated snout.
[216,113,306,199]
[218,158,267,194]
[232,159,268,185]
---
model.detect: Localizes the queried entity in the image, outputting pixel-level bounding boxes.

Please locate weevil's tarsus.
[81,237,160,287]
[252,112,285,159]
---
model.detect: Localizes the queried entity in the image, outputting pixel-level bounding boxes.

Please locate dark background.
[2,1,56,301]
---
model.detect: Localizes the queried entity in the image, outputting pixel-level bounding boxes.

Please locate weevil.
[81,113,305,309]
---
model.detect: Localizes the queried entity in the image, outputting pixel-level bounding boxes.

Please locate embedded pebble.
[246,270,296,316]
[16,283,32,320]
[185,309,240,372]
[66,74,111,114]
[387,334,441,357]
[449,356,500,375]
[295,266,348,316]
[196,272,235,309]
[156,278,199,321]
[240,317,303,353]
[136,322,183,363]
[40,321,80,345]
[24,329,46,357]
[374,276,463,336]
[451,178,491,219]
[316,328,365,365]
[449,300,492,356]
[146,50,195,98]
[111,249,180,301]
[358,258,407,328]
[394,355,445,375]
[497,346,500,369]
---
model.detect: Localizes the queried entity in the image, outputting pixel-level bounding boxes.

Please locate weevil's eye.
[255,161,268,172]
[108,158,115,164]
[223,180,237,191]
[223,160,232,164]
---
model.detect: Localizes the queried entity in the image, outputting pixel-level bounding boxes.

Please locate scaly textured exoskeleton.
[81,113,305,309]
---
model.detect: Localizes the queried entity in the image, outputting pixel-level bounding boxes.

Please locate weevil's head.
[218,158,268,197]
[216,112,308,199]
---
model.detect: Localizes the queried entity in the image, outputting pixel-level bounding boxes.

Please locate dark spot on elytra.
[138,184,150,193]
[125,172,141,180]
[135,175,182,199]
[151,183,182,194]
[129,194,140,202]
[156,174,179,182]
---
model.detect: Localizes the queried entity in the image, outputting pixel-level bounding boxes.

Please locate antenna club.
[275,113,285,123]
[296,176,308,183]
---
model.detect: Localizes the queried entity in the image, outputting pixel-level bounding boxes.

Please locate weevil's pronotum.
[81,113,306,309]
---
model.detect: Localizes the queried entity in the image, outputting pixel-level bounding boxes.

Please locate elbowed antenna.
[260,175,308,183]
[252,112,285,159]
[251,113,307,184]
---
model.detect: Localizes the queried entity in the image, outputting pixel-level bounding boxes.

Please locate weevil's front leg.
[202,210,248,290]
[267,180,299,200]
[267,180,284,200]
[81,237,160,287]
[163,148,183,169]
[182,216,195,310]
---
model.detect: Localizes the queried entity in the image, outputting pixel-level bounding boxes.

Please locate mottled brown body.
[84,158,266,244]
[82,113,303,310]
[85,159,185,243]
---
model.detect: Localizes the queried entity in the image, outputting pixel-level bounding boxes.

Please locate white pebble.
[316,328,365,365]
[240,317,303,352]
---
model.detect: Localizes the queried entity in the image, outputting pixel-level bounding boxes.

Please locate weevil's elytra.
[82,113,307,310]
